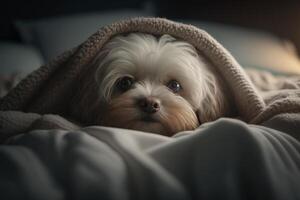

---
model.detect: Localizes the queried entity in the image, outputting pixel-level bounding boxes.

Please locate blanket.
[1,18,300,125]
[1,17,300,200]
[1,118,300,200]
[0,17,299,141]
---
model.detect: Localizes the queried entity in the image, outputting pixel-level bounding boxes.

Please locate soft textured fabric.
[0,42,44,75]
[181,20,300,75]
[1,118,300,200]
[0,18,300,199]
[0,73,23,97]
[15,10,153,61]
[1,17,300,125]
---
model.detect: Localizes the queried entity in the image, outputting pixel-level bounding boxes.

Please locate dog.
[71,33,228,136]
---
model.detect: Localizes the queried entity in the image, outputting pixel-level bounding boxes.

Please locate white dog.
[71,33,228,136]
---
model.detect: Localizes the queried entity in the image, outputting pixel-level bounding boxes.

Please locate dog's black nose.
[138,97,160,114]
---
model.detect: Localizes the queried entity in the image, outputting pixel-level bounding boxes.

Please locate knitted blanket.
[0,17,300,140]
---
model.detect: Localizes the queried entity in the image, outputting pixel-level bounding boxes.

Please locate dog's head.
[72,33,227,136]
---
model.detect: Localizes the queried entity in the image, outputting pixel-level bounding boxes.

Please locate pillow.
[15,10,153,61]
[0,42,44,75]
[0,73,23,97]
[181,20,300,75]
[0,42,45,97]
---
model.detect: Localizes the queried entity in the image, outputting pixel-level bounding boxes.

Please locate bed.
[1,16,300,200]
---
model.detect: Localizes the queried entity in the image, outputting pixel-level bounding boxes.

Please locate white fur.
[95,33,218,107]
[91,33,223,135]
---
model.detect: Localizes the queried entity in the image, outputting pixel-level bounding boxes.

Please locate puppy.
[71,33,228,136]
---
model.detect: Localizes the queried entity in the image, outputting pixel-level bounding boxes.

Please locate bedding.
[0,17,300,199]
[0,42,45,97]
[1,118,300,200]
[15,10,153,61]
[1,18,300,123]
[0,73,23,98]
[0,42,44,75]
[14,13,300,75]
[182,20,300,75]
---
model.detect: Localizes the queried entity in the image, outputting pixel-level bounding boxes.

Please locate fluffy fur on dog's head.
[71,33,229,136]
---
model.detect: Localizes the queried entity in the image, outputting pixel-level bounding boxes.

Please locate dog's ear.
[69,47,111,125]
[196,75,230,124]
[196,93,226,124]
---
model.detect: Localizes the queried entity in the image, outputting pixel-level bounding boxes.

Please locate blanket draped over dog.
[1,18,300,128]
[1,17,300,200]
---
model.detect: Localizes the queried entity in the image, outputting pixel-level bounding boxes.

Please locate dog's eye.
[116,76,134,91]
[167,80,182,93]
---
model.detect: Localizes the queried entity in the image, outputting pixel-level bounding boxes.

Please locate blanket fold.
[1,118,300,200]
[0,17,300,140]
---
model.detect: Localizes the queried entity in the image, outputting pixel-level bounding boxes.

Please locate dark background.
[156,0,300,52]
[1,0,300,52]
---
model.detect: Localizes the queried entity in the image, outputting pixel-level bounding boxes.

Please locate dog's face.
[74,33,224,136]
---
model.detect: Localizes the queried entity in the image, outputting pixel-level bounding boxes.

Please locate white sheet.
[0,118,300,200]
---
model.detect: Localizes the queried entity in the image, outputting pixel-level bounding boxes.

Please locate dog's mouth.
[140,115,158,123]
[133,115,169,136]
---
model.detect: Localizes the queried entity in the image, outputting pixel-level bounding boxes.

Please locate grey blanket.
[1,118,300,200]
[1,18,300,200]
[1,18,300,125]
